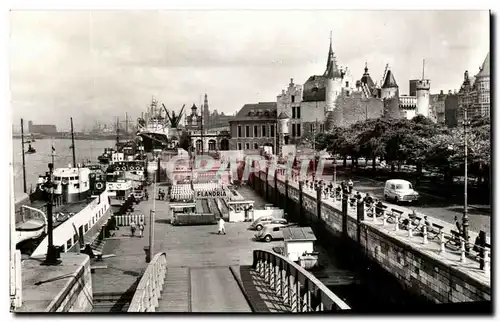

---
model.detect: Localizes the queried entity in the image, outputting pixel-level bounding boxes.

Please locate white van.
[384,179,419,203]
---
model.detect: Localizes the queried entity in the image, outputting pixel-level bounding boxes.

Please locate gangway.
[127,250,350,313]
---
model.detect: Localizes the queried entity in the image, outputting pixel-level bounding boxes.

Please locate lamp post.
[43,162,61,265]
[462,81,471,250]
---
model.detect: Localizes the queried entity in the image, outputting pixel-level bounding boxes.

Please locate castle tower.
[203,93,210,128]
[416,60,431,117]
[380,66,399,99]
[324,32,343,112]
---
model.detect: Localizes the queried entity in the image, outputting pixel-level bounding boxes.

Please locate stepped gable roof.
[382,69,398,88]
[475,52,490,78]
[232,102,277,121]
[360,62,376,88]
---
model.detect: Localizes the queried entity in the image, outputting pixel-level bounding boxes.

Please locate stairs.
[92,292,134,312]
[157,267,191,312]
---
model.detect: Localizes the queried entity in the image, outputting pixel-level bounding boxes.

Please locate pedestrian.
[453,216,462,234]
[348,179,353,194]
[138,220,145,238]
[218,217,226,235]
[130,220,137,237]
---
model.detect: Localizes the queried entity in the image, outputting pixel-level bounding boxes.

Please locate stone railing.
[127,252,167,312]
[252,250,350,312]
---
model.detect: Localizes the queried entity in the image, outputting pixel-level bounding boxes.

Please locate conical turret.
[323,32,342,79]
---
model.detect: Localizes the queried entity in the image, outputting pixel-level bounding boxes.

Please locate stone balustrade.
[249,166,491,304]
[253,250,350,311]
[127,252,167,312]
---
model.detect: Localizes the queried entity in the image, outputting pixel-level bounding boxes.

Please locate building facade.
[28,121,58,134]
[457,53,490,123]
[229,102,278,152]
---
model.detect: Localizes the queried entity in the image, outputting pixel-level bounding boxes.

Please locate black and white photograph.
[8,8,492,314]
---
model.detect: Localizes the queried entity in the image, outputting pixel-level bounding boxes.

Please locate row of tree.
[314,115,490,185]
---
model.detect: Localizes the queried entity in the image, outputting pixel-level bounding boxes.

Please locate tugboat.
[25,144,36,154]
[98,148,115,164]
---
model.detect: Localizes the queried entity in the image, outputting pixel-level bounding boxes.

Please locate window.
[84,223,89,232]
[345,81,349,87]
[310,123,315,132]
[245,143,250,150]
[292,124,296,137]
[66,239,72,250]
[291,95,295,103]
[245,125,250,137]
[262,125,267,137]
[320,124,324,132]
[273,227,280,232]
[73,234,78,244]
[296,106,301,119]
[270,125,275,137]
[75,176,79,180]
[297,123,301,137]
[254,143,259,149]
[292,106,296,118]
[237,143,242,150]
[254,125,258,137]
[237,125,242,137]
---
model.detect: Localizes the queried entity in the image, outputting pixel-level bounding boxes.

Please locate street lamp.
[462,77,471,250]
[42,162,61,265]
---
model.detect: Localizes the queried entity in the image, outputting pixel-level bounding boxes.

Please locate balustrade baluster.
[484,249,490,272]
[422,226,428,244]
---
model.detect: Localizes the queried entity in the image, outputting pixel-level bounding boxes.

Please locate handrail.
[253,249,350,311]
[127,252,167,312]
[20,205,48,234]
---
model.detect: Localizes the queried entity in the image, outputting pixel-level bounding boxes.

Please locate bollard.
[483,249,490,272]
[382,214,387,226]
[422,226,428,244]
[394,214,399,232]
[460,240,466,263]
[408,224,413,238]
[373,208,377,222]
[439,231,446,253]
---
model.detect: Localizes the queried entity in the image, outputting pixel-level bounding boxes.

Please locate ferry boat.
[136,98,171,153]
[15,164,110,258]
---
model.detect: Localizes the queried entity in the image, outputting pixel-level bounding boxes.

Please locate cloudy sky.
[10,10,489,131]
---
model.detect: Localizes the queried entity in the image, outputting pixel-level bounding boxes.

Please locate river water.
[12,139,115,200]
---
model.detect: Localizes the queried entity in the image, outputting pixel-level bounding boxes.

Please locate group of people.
[157,188,167,200]
[129,219,145,237]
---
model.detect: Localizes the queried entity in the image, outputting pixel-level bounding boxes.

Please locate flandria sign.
[195,190,229,199]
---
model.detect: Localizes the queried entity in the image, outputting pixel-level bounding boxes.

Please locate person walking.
[218,217,226,235]
[347,179,354,194]
[130,220,137,237]
[138,220,145,238]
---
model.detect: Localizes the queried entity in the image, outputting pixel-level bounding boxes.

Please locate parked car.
[384,179,419,204]
[249,216,287,231]
[255,222,296,242]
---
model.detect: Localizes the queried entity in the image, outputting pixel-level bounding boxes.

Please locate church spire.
[323,31,341,79]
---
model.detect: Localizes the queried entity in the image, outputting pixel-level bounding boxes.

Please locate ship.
[136,98,171,154]
[15,163,110,258]
[136,98,185,154]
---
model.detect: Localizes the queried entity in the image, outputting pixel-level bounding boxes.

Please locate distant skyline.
[10,10,490,131]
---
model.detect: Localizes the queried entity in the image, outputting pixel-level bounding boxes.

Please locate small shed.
[282,227,317,262]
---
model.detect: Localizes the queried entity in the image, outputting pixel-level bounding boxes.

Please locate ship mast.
[20,118,27,193]
[70,117,76,167]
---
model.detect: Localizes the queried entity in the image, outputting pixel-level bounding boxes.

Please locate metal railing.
[258,170,491,273]
[127,252,167,312]
[253,250,350,312]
